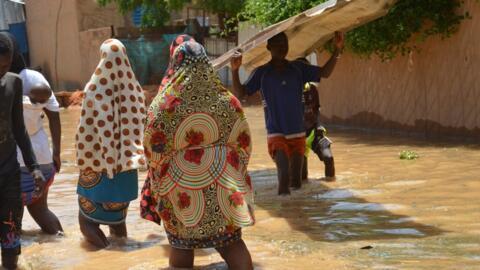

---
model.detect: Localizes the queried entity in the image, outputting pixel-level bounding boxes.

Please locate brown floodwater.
[16,106,480,270]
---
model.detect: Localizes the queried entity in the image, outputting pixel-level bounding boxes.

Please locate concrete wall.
[77,0,126,31]
[79,27,113,84]
[0,0,25,30]
[25,0,125,90]
[26,0,81,89]
[317,0,480,139]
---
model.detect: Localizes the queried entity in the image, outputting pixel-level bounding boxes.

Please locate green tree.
[242,0,327,26]
[346,0,469,60]
[243,0,472,60]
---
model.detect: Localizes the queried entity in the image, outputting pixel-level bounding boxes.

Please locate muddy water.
[16,106,480,270]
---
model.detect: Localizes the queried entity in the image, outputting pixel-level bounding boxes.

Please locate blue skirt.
[77,169,138,225]
[21,164,56,206]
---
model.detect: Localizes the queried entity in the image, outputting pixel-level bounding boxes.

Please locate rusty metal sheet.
[212,0,397,71]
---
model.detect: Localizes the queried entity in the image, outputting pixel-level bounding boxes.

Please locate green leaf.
[399,150,419,160]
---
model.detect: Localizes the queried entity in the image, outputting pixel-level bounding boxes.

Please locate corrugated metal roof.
[7,0,24,4]
[212,0,397,71]
[0,0,25,30]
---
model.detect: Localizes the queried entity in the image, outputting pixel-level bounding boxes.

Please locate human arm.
[12,78,38,172]
[43,92,61,172]
[230,52,247,99]
[230,53,262,101]
[319,32,345,78]
[11,78,45,191]
[44,109,61,172]
[311,83,320,112]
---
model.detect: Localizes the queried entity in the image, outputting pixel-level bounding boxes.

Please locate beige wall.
[77,0,127,31]
[26,0,82,89]
[79,27,113,84]
[26,0,125,90]
[318,0,480,139]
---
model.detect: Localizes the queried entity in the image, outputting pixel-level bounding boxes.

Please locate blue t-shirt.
[245,61,321,137]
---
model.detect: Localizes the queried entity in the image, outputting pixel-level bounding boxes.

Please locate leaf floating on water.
[399,150,419,160]
[361,245,373,250]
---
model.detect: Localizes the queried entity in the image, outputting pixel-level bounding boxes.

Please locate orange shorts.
[267,136,306,159]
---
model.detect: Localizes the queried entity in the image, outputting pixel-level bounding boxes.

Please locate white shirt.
[17,95,60,166]
[17,68,60,166]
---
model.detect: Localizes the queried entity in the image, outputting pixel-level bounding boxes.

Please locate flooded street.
[18,106,480,270]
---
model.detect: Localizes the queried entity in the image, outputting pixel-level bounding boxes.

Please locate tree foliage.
[345,0,470,60]
[243,0,473,60]
[242,0,327,26]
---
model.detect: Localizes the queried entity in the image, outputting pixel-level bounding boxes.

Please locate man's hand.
[32,169,46,198]
[334,31,345,50]
[53,153,61,172]
[230,51,243,71]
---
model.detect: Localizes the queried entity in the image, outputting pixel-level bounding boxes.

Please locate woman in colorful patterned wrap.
[141,35,255,269]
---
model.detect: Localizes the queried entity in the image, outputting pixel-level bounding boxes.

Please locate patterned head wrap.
[158,34,196,91]
[76,39,146,178]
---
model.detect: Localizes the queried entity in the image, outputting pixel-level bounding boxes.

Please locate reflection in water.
[18,106,480,269]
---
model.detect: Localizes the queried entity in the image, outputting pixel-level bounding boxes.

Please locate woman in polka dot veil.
[75,39,146,248]
[140,35,255,269]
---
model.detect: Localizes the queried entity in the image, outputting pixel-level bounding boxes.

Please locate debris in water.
[399,150,419,160]
[361,245,373,250]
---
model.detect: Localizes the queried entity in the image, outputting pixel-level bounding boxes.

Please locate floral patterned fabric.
[141,35,254,249]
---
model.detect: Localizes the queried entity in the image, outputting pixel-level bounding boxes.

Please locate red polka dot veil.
[76,39,146,177]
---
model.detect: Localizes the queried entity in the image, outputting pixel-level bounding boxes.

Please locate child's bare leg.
[109,222,127,238]
[324,156,335,178]
[169,247,194,268]
[274,150,290,195]
[216,239,253,270]
[289,153,303,189]
[302,156,308,182]
[321,146,335,178]
[78,212,109,248]
[27,189,63,234]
